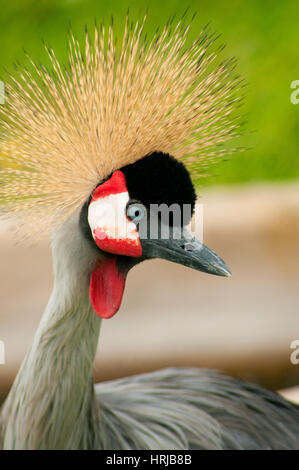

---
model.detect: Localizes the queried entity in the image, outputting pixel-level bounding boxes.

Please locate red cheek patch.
[93,227,142,257]
[90,257,127,319]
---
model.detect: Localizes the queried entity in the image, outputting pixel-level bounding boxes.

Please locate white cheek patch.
[88,191,142,257]
[88,192,135,239]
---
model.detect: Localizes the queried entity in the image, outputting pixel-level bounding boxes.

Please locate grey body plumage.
[96,367,299,450]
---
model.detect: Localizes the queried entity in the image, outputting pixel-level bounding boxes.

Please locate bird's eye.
[126,201,146,223]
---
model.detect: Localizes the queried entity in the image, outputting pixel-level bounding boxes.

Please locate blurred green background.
[0,0,298,185]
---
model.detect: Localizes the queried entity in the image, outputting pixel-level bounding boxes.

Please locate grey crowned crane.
[0,19,299,450]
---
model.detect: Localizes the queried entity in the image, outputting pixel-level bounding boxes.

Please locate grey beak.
[140,227,231,277]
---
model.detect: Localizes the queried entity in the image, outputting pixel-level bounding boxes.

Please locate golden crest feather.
[0,18,243,238]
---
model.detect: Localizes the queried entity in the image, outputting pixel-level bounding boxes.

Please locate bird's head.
[79,152,230,319]
[0,19,242,320]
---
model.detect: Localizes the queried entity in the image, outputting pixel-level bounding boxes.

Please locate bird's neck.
[1,213,102,449]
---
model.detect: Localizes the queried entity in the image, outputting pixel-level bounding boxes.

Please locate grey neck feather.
[1,212,103,449]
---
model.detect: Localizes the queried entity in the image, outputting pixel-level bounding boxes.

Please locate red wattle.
[89,257,127,319]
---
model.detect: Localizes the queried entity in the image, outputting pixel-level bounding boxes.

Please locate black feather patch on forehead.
[120,152,196,226]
